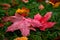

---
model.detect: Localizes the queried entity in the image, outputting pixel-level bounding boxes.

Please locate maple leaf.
[6,20,30,36]
[5,13,41,36]
[3,13,25,23]
[34,12,56,31]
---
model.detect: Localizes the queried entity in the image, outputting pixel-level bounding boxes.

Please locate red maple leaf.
[34,12,56,31]
[4,13,41,36]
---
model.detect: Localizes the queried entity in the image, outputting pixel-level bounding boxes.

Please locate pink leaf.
[6,22,20,32]
[25,18,42,27]
[15,13,22,17]
[3,14,25,23]
[20,27,30,36]
[6,18,37,36]
[34,13,42,21]
[30,27,36,31]
[2,16,10,22]
[31,19,42,27]
[42,12,52,22]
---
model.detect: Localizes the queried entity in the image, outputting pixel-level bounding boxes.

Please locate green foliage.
[0,0,60,40]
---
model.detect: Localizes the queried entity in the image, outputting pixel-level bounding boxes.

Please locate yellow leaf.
[16,7,29,14]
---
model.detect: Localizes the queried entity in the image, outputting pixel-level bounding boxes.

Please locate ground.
[0,0,60,40]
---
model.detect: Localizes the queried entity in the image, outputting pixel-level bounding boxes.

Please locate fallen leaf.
[14,37,28,40]
[16,7,30,16]
[48,0,60,8]
[5,14,41,36]
[34,12,56,31]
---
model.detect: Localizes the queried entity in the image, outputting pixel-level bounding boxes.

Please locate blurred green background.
[0,0,60,40]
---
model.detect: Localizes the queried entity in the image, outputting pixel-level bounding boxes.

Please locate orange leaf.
[14,37,28,40]
[49,0,60,7]
[16,7,30,16]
